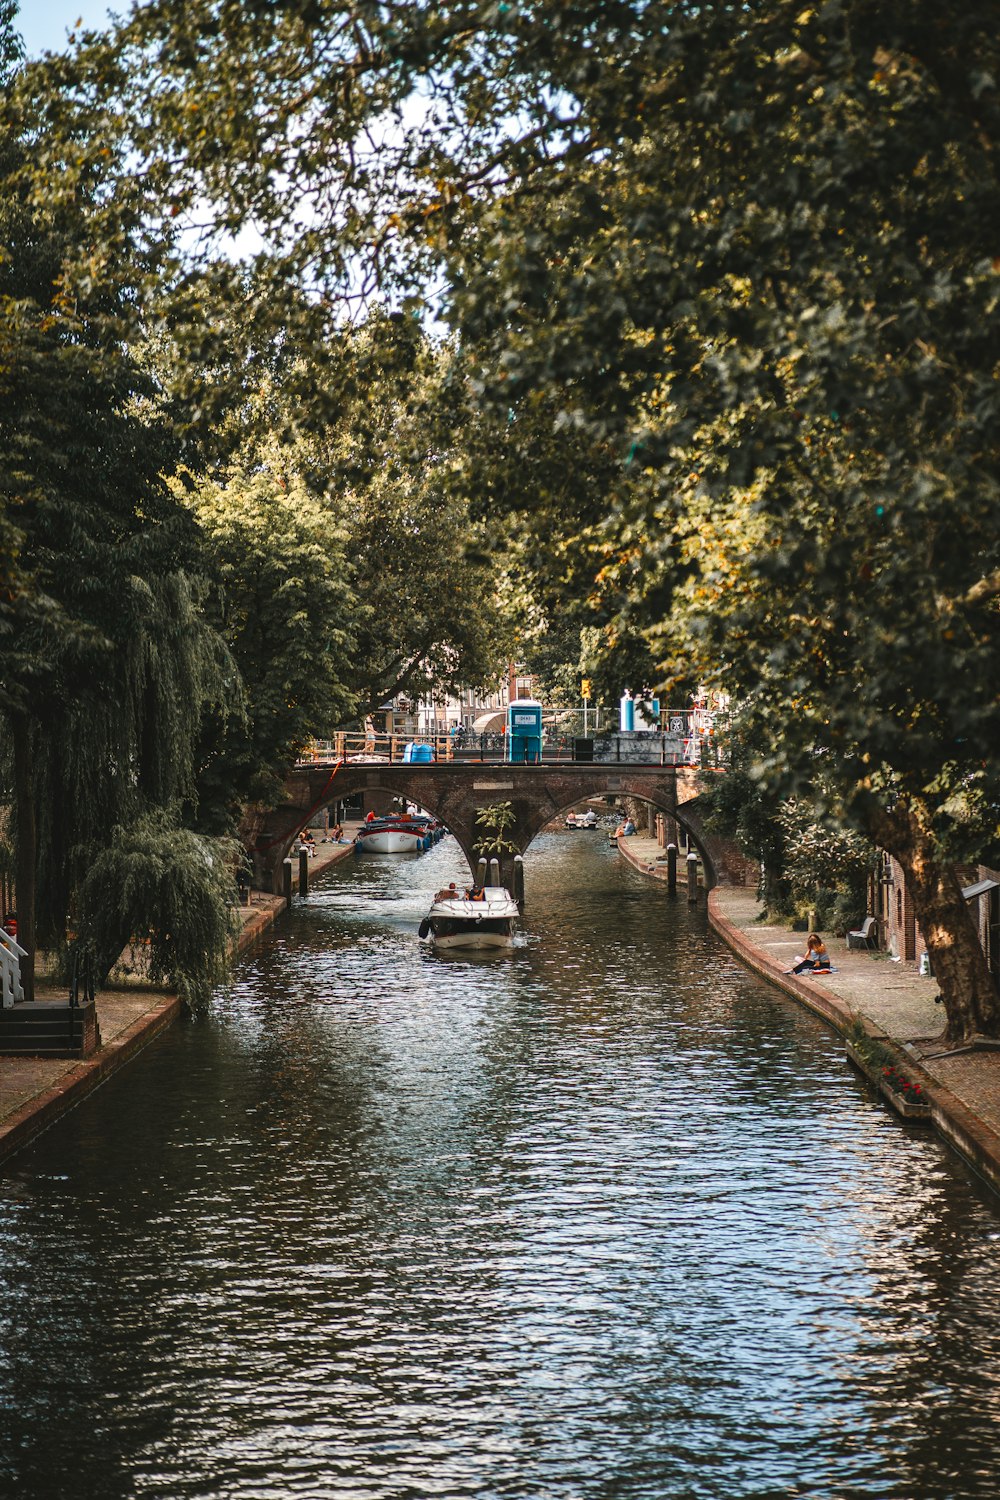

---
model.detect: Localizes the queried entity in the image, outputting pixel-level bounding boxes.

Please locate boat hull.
[356,829,425,853]
[428,921,515,951]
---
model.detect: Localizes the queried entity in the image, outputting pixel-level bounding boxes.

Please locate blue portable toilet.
[403,742,434,764]
[506,698,543,763]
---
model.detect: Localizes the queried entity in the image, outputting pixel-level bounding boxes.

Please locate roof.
[962,878,1000,900]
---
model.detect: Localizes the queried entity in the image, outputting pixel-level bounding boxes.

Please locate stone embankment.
[0,837,357,1167]
[617,833,1000,1199]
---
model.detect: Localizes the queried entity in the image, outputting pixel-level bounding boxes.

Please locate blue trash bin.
[403,742,434,764]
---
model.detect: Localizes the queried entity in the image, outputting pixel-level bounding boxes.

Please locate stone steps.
[0,1000,100,1057]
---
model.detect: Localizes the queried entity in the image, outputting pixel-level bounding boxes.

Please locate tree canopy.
[9,0,1000,1037]
[1,10,235,995]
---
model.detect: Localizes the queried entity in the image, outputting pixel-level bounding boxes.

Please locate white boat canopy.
[470,711,506,733]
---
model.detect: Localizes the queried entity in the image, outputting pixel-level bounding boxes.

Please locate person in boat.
[434,882,459,902]
[786,933,831,975]
[365,810,377,823]
[466,884,486,902]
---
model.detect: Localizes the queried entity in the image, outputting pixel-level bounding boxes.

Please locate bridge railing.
[1,926,26,1008]
[300,719,729,768]
[300,731,455,764]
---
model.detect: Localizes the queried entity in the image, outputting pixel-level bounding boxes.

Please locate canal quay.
[4,833,1000,1499]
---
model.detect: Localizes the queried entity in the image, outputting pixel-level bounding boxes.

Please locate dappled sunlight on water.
[2,833,1000,1498]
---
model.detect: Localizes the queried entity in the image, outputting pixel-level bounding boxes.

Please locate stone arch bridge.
[252,761,735,894]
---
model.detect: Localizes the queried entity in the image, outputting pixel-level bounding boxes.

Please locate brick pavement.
[617,833,1000,1197]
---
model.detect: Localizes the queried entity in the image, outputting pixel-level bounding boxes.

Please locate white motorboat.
[565,808,599,828]
[418,885,519,950]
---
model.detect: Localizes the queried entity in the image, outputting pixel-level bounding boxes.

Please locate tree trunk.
[11,713,36,1004]
[866,799,1000,1044]
[760,855,789,917]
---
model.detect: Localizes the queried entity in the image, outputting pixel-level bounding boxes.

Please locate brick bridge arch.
[252,761,730,893]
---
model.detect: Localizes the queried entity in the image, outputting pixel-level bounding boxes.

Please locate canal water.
[3,833,1000,1499]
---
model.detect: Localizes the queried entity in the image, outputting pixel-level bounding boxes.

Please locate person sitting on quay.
[786,933,831,975]
[332,822,344,843]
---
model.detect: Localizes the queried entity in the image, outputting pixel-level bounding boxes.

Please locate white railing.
[0,927,27,1008]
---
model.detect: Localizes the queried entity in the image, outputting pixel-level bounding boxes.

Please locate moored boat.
[355,813,444,853]
[418,885,519,950]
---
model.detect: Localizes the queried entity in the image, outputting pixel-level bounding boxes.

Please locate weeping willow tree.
[25,573,240,956]
[75,812,240,1012]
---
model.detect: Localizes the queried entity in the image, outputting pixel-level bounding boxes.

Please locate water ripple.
[2,834,1000,1498]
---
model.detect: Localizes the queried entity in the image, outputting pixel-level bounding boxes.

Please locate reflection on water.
[2,833,1000,1499]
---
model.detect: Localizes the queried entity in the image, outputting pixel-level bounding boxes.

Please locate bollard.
[687,850,699,902]
[298,847,309,897]
[282,857,293,905]
[666,843,677,895]
[476,857,488,887]
[513,855,525,909]
[489,857,501,887]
